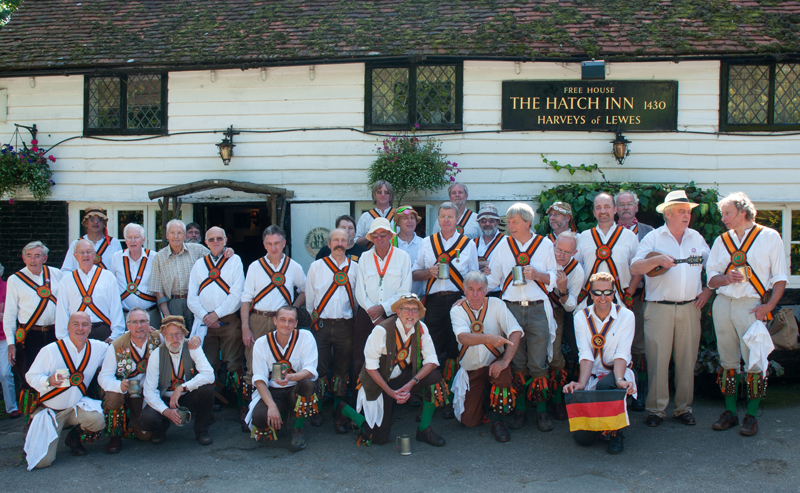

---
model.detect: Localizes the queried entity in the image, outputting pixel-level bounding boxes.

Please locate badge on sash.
[396,348,410,362]
[334,272,348,286]
[456,226,464,234]
[596,245,612,260]
[15,328,25,343]
[137,361,148,373]
[311,310,319,322]
[208,268,221,279]
[731,250,746,266]
[37,286,51,298]
[516,252,529,265]
[470,320,484,333]
[70,372,84,386]
[592,334,605,349]
[94,254,102,264]
[437,254,450,264]
[623,293,634,308]
[82,295,93,305]
[276,360,292,373]
[126,282,138,294]
[271,273,285,286]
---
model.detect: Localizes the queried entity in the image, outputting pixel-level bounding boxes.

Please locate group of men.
[2,181,786,468]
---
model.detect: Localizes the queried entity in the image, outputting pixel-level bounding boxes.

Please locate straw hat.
[395,205,422,222]
[366,217,397,242]
[390,293,426,318]
[656,190,699,213]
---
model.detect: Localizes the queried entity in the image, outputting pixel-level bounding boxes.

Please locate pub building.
[0,1,799,302]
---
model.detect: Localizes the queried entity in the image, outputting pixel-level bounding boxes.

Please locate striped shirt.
[148,243,210,298]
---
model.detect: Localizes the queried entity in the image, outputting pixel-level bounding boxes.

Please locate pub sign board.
[502,81,678,132]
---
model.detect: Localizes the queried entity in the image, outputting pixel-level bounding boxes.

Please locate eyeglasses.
[398,307,420,314]
[590,289,615,297]
[207,236,225,243]
[554,249,573,256]
[127,319,150,326]
[438,215,456,220]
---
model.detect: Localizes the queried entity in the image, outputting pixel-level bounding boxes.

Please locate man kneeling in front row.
[450,271,522,442]
[141,316,215,445]
[335,294,448,447]
[564,273,636,454]
[245,305,319,452]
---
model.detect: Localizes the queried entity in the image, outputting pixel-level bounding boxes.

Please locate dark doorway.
[193,203,272,270]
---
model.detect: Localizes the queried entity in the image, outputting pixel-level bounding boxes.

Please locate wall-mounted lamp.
[611,127,631,165]
[210,70,216,83]
[29,77,36,88]
[215,125,240,166]
[261,67,267,81]
[309,65,315,81]
[515,62,521,75]
[581,59,605,80]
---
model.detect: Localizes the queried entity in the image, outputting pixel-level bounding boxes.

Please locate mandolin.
[645,252,704,277]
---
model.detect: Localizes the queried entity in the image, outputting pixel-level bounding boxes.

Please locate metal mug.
[437,262,450,280]
[272,363,288,381]
[176,406,192,427]
[127,379,142,397]
[396,434,412,455]
[511,265,527,286]
[55,369,70,388]
[735,265,751,283]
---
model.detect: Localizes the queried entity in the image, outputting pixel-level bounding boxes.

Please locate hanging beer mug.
[437,254,450,280]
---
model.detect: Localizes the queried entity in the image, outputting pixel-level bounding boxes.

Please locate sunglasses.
[590,289,615,297]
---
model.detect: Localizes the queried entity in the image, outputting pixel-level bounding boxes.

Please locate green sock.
[341,405,366,429]
[746,398,761,417]
[333,396,343,408]
[294,417,306,428]
[418,400,434,430]
[536,401,547,413]
[515,399,526,411]
[553,387,563,403]
[724,395,737,413]
[489,411,502,423]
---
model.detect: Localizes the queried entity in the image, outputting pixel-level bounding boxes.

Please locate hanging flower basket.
[0,139,56,202]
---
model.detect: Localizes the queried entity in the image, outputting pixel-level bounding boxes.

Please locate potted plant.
[0,139,56,203]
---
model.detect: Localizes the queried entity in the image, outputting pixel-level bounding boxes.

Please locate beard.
[481,225,498,237]
[185,238,200,244]
[167,340,184,353]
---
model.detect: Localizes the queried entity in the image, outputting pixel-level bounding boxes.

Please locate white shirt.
[251,329,318,389]
[451,298,522,371]
[61,235,122,273]
[110,248,156,311]
[574,224,639,303]
[707,225,788,300]
[355,247,412,317]
[396,233,425,296]
[143,345,215,414]
[26,338,109,410]
[573,304,634,375]
[97,338,151,394]
[414,232,479,294]
[305,256,358,320]
[355,207,396,242]
[433,208,480,239]
[55,266,125,340]
[241,254,305,312]
[3,266,62,341]
[475,231,504,261]
[364,319,439,380]
[557,260,585,313]
[188,253,244,342]
[632,226,710,302]
[486,235,557,301]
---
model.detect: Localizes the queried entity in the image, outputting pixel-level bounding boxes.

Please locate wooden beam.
[148,179,294,200]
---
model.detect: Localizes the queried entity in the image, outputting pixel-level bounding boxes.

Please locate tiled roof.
[0,0,798,73]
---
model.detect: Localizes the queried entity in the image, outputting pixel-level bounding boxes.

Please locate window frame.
[753,203,799,288]
[720,60,800,132]
[364,62,463,132]
[83,72,169,136]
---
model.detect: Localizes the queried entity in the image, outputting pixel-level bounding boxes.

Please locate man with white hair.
[487,202,558,432]
[546,202,576,244]
[355,181,396,248]
[4,241,62,419]
[433,182,480,239]
[56,238,125,342]
[707,191,787,436]
[61,207,122,272]
[111,223,160,327]
[473,203,505,296]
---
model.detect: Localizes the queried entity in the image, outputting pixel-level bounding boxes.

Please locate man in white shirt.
[450,272,521,442]
[548,232,585,421]
[336,294,447,447]
[631,190,712,428]
[564,273,636,454]
[110,223,160,327]
[394,206,424,296]
[486,203,557,432]
[245,306,318,452]
[432,182,480,239]
[98,307,162,454]
[707,192,787,436]
[61,207,122,272]
[413,201,479,415]
[56,239,125,342]
[4,241,61,420]
[305,228,358,430]
[355,180,396,247]
[473,203,505,297]
[140,316,215,445]
[24,312,108,469]
[546,201,575,244]
[240,225,306,426]
[188,227,245,396]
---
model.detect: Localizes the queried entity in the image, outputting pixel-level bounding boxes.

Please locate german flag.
[565,390,629,432]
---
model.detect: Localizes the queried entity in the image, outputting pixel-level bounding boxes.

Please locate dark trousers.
[423,292,461,364]
[461,365,513,427]
[365,365,442,445]
[351,308,375,401]
[89,322,111,341]
[140,383,214,436]
[573,373,620,445]
[14,328,57,391]
[313,318,354,396]
[251,378,316,428]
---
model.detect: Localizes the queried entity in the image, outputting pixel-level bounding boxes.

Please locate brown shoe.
[65,428,87,456]
[441,403,455,420]
[674,412,696,426]
[740,415,758,436]
[416,426,446,447]
[106,435,122,454]
[645,414,663,427]
[333,402,349,434]
[552,402,568,421]
[536,412,553,432]
[712,410,739,431]
[508,409,526,430]
[490,421,510,443]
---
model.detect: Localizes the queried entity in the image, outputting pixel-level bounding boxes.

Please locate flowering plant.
[367,124,460,205]
[0,140,55,202]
